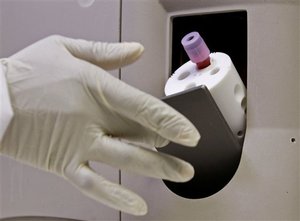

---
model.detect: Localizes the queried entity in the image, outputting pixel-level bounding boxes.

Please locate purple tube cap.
[181,32,210,64]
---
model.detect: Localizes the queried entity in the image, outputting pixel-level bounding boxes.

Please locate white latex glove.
[0,35,200,216]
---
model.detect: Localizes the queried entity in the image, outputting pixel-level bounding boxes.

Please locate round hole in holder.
[241,96,247,111]
[291,138,296,143]
[234,84,244,102]
[185,82,197,90]
[210,67,220,75]
[237,130,244,137]
[178,71,191,80]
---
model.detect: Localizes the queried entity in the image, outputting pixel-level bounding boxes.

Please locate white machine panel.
[121,0,300,220]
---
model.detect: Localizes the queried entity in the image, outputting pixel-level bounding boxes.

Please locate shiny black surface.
[160,86,243,199]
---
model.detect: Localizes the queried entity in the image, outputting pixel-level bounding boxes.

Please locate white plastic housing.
[165,52,246,138]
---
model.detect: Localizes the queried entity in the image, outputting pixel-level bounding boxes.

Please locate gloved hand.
[0,35,200,215]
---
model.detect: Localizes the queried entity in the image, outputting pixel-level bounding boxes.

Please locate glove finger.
[114,129,169,149]
[88,134,195,182]
[103,114,169,148]
[66,164,147,216]
[57,35,144,70]
[119,134,169,149]
[87,68,200,147]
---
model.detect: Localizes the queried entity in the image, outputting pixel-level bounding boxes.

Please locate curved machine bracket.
[160,85,244,199]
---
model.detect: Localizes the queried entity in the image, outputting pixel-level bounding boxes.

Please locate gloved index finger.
[94,72,200,147]
[136,95,200,147]
[57,35,144,70]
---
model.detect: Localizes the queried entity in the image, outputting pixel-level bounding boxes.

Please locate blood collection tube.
[181,32,211,69]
